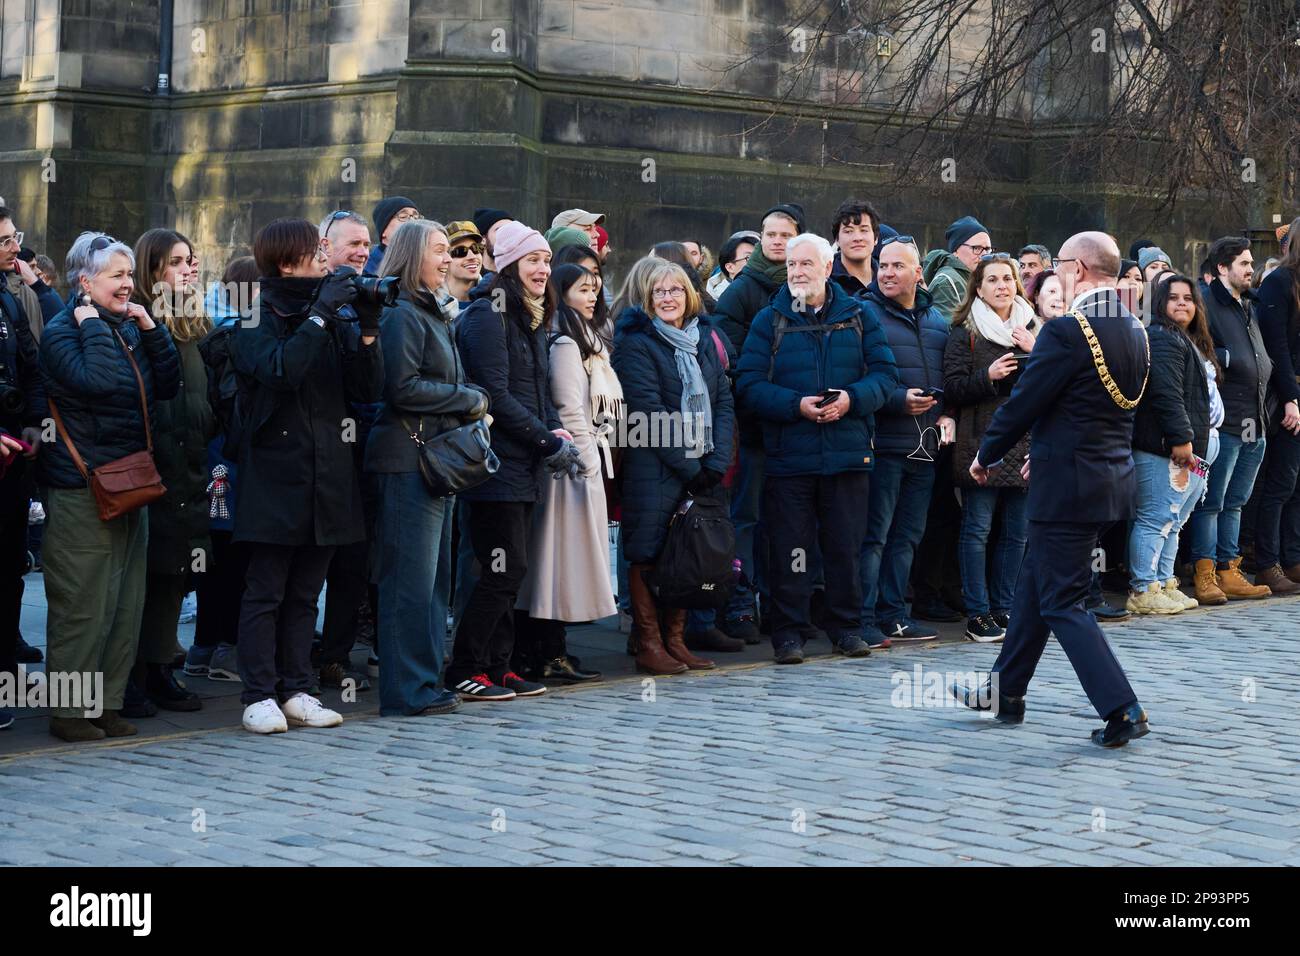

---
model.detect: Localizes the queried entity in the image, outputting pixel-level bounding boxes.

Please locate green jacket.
[922,249,970,324]
[147,336,216,575]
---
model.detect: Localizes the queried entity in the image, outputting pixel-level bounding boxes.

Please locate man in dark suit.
[951,232,1151,747]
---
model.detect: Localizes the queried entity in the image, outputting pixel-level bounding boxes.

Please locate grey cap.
[1137,246,1171,272]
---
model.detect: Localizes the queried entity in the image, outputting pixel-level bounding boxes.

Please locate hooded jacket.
[735,281,898,477]
[922,249,970,323]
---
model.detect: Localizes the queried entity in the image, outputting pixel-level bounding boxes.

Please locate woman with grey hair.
[39,231,181,742]
[365,219,487,716]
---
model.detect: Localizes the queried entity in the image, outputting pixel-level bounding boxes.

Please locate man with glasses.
[319,211,373,275]
[858,236,955,647]
[735,232,899,664]
[0,212,61,340]
[439,221,485,318]
[365,196,420,274]
[955,231,1152,748]
[922,216,992,324]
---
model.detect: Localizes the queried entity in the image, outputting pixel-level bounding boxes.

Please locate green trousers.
[43,486,148,717]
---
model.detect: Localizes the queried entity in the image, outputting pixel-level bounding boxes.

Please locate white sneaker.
[242,699,288,734]
[1164,578,1199,610]
[281,692,343,728]
[1125,583,1182,615]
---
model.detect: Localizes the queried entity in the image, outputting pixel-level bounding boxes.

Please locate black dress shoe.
[16,635,44,664]
[1091,703,1149,748]
[540,656,602,683]
[684,627,745,653]
[912,598,964,623]
[720,616,761,644]
[949,680,1025,724]
[145,663,202,712]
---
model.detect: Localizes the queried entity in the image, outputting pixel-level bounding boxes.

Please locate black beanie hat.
[472,207,513,239]
[761,203,806,234]
[945,215,989,253]
[372,196,417,242]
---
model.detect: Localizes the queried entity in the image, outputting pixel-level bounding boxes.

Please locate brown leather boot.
[1255,564,1300,595]
[89,710,139,738]
[49,717,107,743]
[629,565,687,675]
[1284,563,1300,585]
[1193,559,1227,606]
[1217,557,1271,599]
[662,608,716,670]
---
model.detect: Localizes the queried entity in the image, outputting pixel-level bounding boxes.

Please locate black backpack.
[197,317,250,455]
[767,308,864,379]
[646,491,736,609]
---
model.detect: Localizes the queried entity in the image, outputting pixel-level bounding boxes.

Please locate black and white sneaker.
[882,621,938,643]
[454,674,516,701]
[991,612,1010,630]
[964,615,1006,643]
[500,671,547,698]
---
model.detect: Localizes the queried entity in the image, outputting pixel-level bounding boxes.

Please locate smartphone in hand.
[815,388,842,409]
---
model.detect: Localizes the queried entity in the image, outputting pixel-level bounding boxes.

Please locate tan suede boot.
[1193,559,1227,606]
[1216,557,1271,600]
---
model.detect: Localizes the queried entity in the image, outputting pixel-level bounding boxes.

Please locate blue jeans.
[1128,450,1208,590]
[1189,432,1266,563]
[1255,426,1300,568]
[860,453,935,628]
[958,486,1028,616]
[373,472,453,716]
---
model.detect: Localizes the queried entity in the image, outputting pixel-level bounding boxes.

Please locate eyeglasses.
[651,287,687,300]
[393,210,422,224]
[89,235,118,252]
[1051,257,1081,269]
[323,210,354,240]
[980,252,1012,262]
[961,243,993,255]
[0,230,24,250]
[450,243,484,259]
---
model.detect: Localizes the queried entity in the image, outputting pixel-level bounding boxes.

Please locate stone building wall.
[0,0,1262,286]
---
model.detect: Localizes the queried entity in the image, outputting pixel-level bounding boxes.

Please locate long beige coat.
[515,335,617,622]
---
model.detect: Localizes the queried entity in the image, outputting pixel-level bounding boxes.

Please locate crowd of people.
[2,193,1299,740]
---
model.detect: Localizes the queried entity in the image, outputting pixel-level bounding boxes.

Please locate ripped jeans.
[1128,447,1211,591]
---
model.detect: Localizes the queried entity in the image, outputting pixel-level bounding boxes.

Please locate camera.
[351,275,399,308]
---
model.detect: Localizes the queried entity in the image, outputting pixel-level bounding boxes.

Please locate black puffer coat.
[1132,318,1212,459]
[455,285,562,502]
[611,307,736,564]
[942,319,1029,489]
[38,305,181,489]
[229,276,384,546]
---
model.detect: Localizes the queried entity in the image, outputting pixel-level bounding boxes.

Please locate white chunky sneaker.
[281,692,343,728]
[242,699,288,734]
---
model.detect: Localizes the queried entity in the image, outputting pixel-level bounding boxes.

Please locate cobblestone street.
[3,595,1298,866]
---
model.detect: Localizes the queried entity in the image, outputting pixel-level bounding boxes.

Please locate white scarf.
[585,348,625,478]
[969,295,1036,348]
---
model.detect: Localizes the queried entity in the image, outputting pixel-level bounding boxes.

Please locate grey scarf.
[652,316,713,457]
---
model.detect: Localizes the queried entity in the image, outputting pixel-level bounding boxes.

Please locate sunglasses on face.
[450,243,484,259]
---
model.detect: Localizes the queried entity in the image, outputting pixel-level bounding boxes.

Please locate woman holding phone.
[943,254,1036,643]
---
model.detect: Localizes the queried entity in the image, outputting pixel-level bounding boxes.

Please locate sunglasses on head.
[450,243,484,259]
[880,235,917,246]
[323,210,354,240]
[980,252,1012,261]
[89,235,118,252]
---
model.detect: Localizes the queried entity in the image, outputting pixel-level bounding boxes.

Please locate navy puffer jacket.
[735,282,898,477]
[38,305,181,489]
[611,308,736,564]
[859,282,948,457]
[455,283,562,502]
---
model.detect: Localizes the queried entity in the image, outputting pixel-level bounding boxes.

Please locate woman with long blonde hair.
[128,228,215,715]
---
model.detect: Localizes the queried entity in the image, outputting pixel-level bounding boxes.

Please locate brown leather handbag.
[49,329,167,521]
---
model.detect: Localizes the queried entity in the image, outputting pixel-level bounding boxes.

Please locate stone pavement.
[3,593,1299,866]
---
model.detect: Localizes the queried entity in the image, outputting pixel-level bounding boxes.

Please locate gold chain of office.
[1070,310,1149,410]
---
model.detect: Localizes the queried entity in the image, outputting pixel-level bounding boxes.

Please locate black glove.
[686,467,724,495]
[310,269,358,321]
[543,438,583,479]
[354,295,383,337]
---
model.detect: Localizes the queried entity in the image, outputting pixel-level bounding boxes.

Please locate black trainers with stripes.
[454,674,517,701]
[500,671,547,697]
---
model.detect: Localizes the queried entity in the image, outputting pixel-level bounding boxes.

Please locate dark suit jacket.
[977,288,1149,524]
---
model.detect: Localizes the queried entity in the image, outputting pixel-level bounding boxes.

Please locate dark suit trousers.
[993,520,1137,719]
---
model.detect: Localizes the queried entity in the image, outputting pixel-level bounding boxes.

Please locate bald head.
[877,238,922,307]
[1059,231,1121,283]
